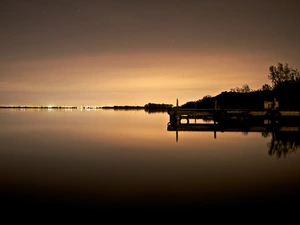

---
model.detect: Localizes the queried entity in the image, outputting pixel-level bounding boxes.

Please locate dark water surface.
[1,109,300,215]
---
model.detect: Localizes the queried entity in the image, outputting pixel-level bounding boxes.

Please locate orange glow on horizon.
[0,49,273,106]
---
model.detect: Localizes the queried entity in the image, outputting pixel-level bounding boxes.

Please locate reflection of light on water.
[1,110,300,212]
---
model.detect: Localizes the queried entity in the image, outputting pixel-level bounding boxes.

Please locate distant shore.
[0,105,145,109]
[102,105,144,109]
[0,103,173,111]
[0,106,99,109]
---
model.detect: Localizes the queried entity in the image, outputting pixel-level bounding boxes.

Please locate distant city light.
[0,105,103,110]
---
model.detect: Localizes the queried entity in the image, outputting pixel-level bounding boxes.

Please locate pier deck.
[168,107,300,125]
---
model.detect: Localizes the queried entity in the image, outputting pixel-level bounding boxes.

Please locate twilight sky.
[1,0,300,106]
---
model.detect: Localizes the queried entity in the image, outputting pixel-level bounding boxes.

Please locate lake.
[1,108,300,214]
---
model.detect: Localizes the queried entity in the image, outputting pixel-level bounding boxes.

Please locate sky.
[1,0,300,106]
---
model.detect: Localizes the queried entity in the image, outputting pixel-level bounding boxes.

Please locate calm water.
[1,108,300,213]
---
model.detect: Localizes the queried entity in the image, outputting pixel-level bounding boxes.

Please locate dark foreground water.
[1,109,300,216]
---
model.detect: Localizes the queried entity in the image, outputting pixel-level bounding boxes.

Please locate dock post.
[176,115,180,126]
[176,99,180,125]
[214,119,216,139]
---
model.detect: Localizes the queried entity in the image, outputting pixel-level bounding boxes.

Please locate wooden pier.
[167,99,300,141]
[168,99,300,126]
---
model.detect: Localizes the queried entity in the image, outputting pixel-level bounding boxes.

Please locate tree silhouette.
[230,84,251,93]
[180,63,300,110]
[267,132,300,158]
[268,62,300,88]
[261,84,272,91]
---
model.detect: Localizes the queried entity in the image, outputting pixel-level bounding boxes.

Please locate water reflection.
[168,118,300,158]
[1,109,300,214]
[264,131,300,158]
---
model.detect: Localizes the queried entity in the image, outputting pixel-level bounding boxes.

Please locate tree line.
[181,63,300,110]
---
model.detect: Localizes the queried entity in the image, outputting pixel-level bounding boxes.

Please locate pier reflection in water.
[168,117,300,158]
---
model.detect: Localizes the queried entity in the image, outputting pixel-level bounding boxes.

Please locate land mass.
[181,63,300,110]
